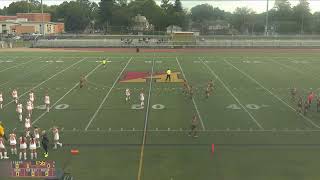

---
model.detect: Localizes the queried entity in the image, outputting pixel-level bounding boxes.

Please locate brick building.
[0,13,64,35]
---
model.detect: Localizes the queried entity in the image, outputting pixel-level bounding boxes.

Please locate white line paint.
[3,58,86,108]
[0,58,35,73]
[200,58,263,129]
[224,59,320,129]
[0,62,52,88]
[176,57,206,130]
[32,63,102,125]
[85,57,133,130]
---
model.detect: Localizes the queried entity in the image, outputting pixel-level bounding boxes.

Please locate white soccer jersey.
[125,89,131,96]
[17,104,23,113]
[19,137,27,149]
[12,90,18,98]
[9,134,17,145]
[29,93,34,102]
[25,118,31,128]
[45,95,50,104]
[140,93,145,101]
[0,93,3,102]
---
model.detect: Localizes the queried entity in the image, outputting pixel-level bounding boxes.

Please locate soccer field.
[1,50,320,179]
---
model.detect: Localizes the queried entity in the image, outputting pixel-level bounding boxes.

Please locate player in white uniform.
[9,133,17,155]
[140,90,145,108]
[52,127,62,149]
[19,136,27,160]
[29,136,37,160]
[0,91,3,109]
[29,91,35,103]
[16,103,23,121]
[44,93,50,112]
[0,137,9,159]
[34,128,41,148]
[125,88,131,102]
[26,100,32,117]
[12,89,18,104]
[25,117,31,137]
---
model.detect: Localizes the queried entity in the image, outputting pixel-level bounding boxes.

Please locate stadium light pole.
[265,0,269,36]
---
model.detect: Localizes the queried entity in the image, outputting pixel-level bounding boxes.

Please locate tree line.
[0,0,320,35]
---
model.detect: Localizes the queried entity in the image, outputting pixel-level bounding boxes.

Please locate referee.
[166,68,171,82]
[41,130,49,158]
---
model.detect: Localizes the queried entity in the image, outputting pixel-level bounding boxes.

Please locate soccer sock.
[34,152,37,159]
[54,143,57,149]
[11,148,13,154]
[37,142,40,148]
[19,152,22,160]
[126,97,128,101]
[30,153,33,160]
[0,104,2,109]
[4,152,8,158]
[47,106,50,112]
[0,152,3,159]
[14,148,17,155]
[24,152,27,160]
[58,142,62,147]
[19,114,22,121]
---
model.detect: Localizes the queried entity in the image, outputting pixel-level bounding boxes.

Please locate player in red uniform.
[307,92,315,108]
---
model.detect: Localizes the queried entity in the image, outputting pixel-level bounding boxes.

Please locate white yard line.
[224,59,320,129]
[0,62,52,88]
[84,57,133,130]
[200,58,263,129]
[10,128,320,133]
[3,58,86,108]
[0,58,36,73]
[137,56,155,180]
[32,63,102,125]
[271,59,306,75]
[176,57,206,130]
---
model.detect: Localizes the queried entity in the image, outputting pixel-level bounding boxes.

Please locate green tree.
[190,4,213,23]
[98,0,116,33]
[293,0,312,33]
[174,0,183,12]
[231,7,255,34]
[55,0,95,33]
[312,12,320,33]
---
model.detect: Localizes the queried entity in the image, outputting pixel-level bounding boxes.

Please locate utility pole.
[265,0,269,36]
[41,0,45,36]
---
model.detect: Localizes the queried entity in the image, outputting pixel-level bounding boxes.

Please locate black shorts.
[191,125,196,130]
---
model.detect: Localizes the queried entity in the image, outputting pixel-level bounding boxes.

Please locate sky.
[1,0,320,13]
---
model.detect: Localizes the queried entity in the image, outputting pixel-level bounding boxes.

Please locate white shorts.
[45,101,50,105]
[35,134,40,139]
[27,106,32,111]
[30,144,36,150]
[126,93,130,97]
[18,110,22,114]
[20,143,27,149]
[0,98,3,102]
[13,95,17,99]
[0,143,5,149]
[140,98,144,101]
[30,98,34,102]
[25,123,31,129]
[10,140,17,146]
